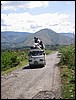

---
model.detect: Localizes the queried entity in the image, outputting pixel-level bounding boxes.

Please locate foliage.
[45,49,53,55]
[45,44,61,50]
[58,45,75,99]
[60,66,75,99]
[1,50,28,71]
[59,45,75,68]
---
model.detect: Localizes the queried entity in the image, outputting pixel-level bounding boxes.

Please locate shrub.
[59,45,75,68]
[1,50,28,71]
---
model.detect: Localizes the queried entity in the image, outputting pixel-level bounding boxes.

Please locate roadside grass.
[60,65,75,99]
[1,60,28,75]
[45,49,56,55]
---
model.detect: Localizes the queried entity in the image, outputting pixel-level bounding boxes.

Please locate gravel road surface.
[1,51,61,99]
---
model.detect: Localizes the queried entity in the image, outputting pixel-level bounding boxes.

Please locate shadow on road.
[22,65,45,70]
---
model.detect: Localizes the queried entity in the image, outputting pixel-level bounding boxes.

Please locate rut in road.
[1,51,61,99]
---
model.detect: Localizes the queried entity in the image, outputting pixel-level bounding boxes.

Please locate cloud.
[1,1,49,11]
[26,1,49,8]
[30,24,41,29]
[50,24,58,26]
[1,12,75,33]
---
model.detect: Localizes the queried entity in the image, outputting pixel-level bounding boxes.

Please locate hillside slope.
[1,29,75,49]
[23,28,74,46]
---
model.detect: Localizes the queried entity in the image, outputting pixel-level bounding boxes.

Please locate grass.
[60,65,75,99]
[45,49,56,55]
[1,60,28,75]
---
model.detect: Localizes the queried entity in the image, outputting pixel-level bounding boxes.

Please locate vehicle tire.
[29,64,32,68]
[42,64,45,67]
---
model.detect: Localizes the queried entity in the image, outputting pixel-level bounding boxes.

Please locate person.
[34,37,38,43]
[39,41,45,49]
[37,38,41,44]
[34,37,41,44]
[34,37,45,50]
[34,37,39,48]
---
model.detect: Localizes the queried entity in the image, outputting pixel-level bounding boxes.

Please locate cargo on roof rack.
[28,37,46,67]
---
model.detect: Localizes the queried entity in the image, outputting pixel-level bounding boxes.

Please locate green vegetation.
[45,49,53,55]
[1,45,75,99]
[45,45,59,55]
[1,49,29,75]
[59,45,75,68]
[1,47,54,75]
[58,45,75,99]
[60,65,75,99]
[1,60,28,75]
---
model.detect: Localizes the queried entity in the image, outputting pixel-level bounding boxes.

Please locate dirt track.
[1,51,61,99]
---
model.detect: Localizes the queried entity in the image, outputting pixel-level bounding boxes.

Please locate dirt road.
[1,51,61,99]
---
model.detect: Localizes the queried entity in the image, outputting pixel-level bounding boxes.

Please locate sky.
[1,1,75,33]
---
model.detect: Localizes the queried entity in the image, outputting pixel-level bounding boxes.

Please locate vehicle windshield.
[29,51,44,56]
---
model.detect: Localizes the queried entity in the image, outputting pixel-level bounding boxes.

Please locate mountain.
[1,31,31,49]
[1,31,31,43]
[22,28,75,46]
[1,29,75,49]
[59,33,75,38]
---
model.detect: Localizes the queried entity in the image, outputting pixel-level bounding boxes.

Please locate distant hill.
[1,29,75,49]
[1,31,31,49]
[1,31,31,43]
[59,32,75,38]
[23,28,75,46]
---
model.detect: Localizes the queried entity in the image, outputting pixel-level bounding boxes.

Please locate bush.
[59,45,75,99]
[59,45,75,68]
[1,51,18,71]
[1,50,28,71]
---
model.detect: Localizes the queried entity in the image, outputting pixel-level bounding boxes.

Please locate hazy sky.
[1,1,75,33]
